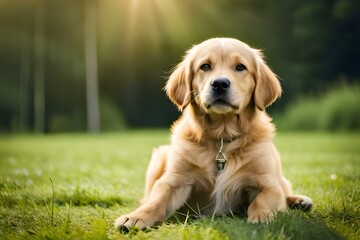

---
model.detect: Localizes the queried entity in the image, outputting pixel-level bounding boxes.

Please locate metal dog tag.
[215,152,227,172]
[215,139,227,172]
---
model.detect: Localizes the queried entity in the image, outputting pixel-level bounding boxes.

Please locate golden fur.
[115,38,312,231]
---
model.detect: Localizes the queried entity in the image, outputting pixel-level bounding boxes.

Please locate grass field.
[0,130,359,239]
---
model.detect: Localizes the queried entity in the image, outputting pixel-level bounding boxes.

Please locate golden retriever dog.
[115,38,313,232]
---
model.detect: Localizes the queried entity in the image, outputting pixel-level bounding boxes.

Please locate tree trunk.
[34,0,45,133]
[84,0,100,133]
[19,36,31,132]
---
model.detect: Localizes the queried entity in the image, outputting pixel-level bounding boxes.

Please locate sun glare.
[123,0,201,51]
[122,0,221,49]
[102,0,229,66]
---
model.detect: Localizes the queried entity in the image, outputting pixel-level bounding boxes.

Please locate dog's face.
[166,38,282,114]
[192,39,256,115]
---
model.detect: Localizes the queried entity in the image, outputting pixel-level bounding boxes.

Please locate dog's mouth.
[206,98,238,110]
[208,99,229,108]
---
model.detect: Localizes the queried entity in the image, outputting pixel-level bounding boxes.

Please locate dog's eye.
[200,63,211,72]
[236,63,246,72]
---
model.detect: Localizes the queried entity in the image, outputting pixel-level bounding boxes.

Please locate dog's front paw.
[115,210,162,233]
[247,209,275,223]
[115,214,146,233]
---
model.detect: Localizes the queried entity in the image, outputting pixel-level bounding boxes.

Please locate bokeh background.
[1,0,359,133]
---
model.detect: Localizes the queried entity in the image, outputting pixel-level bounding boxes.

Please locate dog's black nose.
[211,78,230,94]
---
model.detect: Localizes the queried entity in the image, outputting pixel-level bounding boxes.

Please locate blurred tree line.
[0,0,359,132]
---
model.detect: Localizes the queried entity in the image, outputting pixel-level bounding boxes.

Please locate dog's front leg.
[247,186,286,223]
[115,178,192,232]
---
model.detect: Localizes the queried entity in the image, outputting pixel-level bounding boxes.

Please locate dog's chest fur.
[183,139,260,215]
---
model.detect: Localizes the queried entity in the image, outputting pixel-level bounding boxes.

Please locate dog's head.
[165,38,281,114]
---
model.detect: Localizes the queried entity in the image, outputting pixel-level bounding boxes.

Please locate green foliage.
[1,0,359,131]
[47,98,127,132]
[276,98,320,131]
[100,98,127,131]
[48,97,127,132]
[277,85,360,131]
[318,86,360,131]
[48,112,86,132]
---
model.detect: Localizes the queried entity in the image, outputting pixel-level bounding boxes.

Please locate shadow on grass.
[162,211,345,240]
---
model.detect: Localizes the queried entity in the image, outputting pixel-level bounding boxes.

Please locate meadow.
[0,130,359,239]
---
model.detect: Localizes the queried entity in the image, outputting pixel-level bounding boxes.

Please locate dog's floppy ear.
[253,50,282,111]
[165,56,192,111]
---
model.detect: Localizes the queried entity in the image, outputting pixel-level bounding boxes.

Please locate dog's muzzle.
[204,77,238,112]
[208,77,232,106]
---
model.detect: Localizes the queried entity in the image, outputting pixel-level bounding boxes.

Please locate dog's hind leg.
[286,195,313,211]
[141,145,170,204]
